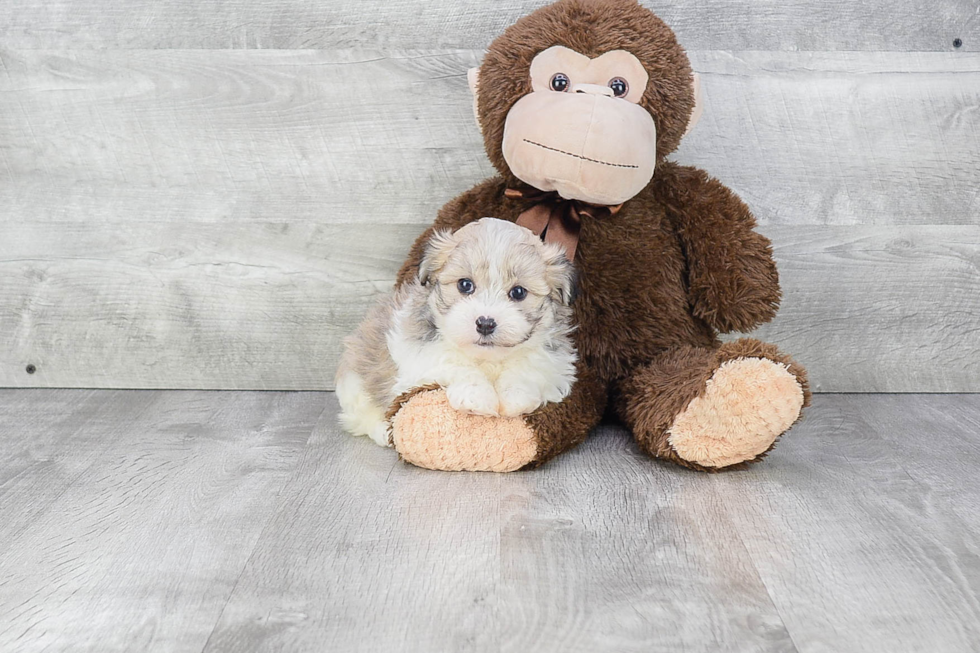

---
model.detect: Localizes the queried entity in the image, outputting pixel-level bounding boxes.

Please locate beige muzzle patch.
[502,91,657,205]
[499,45,658,205]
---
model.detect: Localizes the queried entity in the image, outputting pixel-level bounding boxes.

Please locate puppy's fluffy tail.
[334,292,402,447]
[335,367,391,446]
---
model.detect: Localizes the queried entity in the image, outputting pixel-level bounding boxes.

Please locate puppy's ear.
[542,242,576,306]
[418,229,457,285]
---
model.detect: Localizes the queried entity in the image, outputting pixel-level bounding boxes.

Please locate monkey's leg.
[389,362,607,472]
[613,339,810,471]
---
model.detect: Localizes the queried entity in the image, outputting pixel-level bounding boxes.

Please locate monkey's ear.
[542,242,577,306]
[418,229,457,285]
[467,67,482,134]
[683,72,704,138]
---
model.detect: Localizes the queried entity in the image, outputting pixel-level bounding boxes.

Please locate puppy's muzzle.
[475,316,497,336]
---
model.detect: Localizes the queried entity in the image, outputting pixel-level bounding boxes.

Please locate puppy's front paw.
[446,382,500,417]
[496,383,544,418]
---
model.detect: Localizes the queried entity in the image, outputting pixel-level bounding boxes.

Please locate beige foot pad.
[668,357,805,468]
[391,389,537,472]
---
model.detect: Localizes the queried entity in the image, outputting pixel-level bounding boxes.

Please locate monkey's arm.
[655,163,780,333]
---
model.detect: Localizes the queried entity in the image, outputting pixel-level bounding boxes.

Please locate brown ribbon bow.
[504,187,621,260]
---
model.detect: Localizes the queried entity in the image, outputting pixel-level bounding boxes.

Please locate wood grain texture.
[679,51,980,227]
[842,392,980,653]
[1,0,977,51]
[744,225,980,393]
[709,394,980,652]
[0,390,323,653]
[0,48,491,226]
[0,221,426,389]
[2,48,978,390]
[0,390,154,544]
[203,394,794,653]
[496,426,796,652]
[6,390,978,652]
[2,49,978,227]
[202,392,503,653]
[2,222,977,391]
[839,394,980,537]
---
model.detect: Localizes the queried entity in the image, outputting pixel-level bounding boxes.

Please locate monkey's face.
[501,46,657,206]
[474,0,699,207]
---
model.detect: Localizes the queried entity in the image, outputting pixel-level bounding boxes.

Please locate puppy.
[335,217,577,446]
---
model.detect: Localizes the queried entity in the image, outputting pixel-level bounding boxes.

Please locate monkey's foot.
[667,356,805,469]
[389,388,537,472]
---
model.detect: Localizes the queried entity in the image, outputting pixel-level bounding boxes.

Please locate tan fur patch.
[667,357,804,468]
[392,389,537,472]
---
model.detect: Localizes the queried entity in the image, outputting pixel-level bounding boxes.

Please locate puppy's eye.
[457,278,475,295]
[608,77,629,97]
[508,286,527,301]
[550,73,570,92]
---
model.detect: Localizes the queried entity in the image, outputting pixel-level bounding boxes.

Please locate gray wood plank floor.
[1,391,979,652]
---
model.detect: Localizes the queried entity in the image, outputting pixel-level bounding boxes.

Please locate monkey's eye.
[608,77,629,97]
[550,73,570,92]
[508,286,527,301]
[457,278,475,295]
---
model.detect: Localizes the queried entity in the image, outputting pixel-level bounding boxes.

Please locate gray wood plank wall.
[1,2,978,391]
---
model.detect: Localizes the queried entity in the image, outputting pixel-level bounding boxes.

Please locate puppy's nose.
[475,316,497,336]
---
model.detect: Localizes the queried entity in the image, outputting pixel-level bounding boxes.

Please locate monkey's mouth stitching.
[523,139,638,169]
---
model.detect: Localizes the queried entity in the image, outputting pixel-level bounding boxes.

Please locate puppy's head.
[419,217,574,357]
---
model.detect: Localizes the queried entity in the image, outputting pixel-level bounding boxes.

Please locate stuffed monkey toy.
[385,0,810,472]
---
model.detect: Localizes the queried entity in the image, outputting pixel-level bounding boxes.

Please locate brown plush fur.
[390,0,808,471]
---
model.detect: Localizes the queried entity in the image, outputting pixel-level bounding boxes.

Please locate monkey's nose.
[475,316,497,336]
[571,83,614,97]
